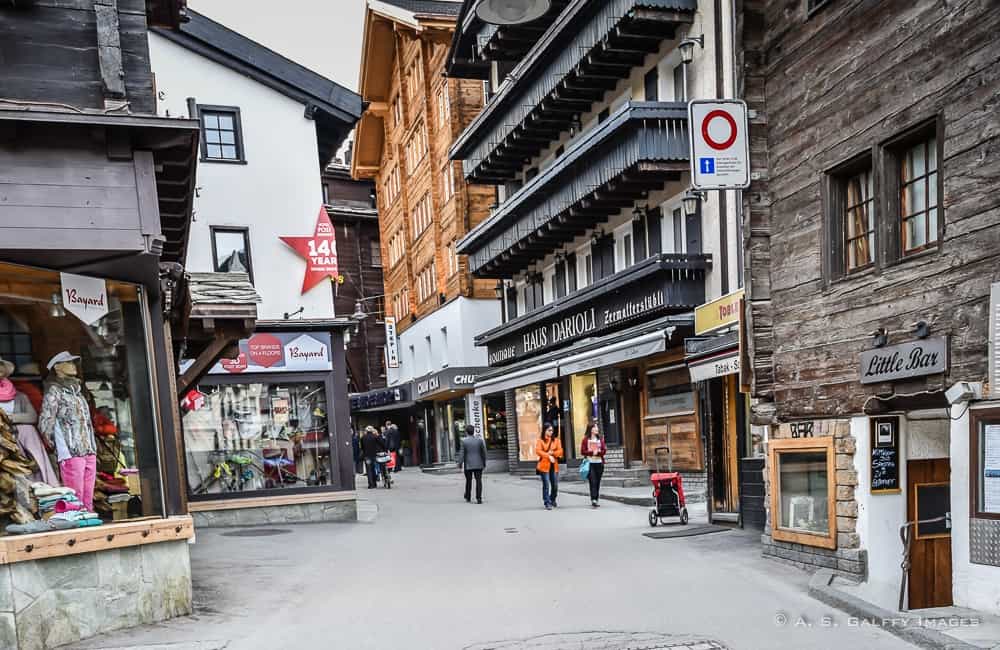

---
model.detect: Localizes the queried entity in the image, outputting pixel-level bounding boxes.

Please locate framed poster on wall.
[870,416,901,494]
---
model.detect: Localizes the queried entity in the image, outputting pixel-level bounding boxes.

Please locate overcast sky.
[190,0,367,91]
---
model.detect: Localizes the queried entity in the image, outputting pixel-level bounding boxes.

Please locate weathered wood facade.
[324,164,387,393]
[744,0,1000,422]
[351,0,496,336]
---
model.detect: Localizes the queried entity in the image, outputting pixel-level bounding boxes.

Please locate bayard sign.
[859,336,949,384]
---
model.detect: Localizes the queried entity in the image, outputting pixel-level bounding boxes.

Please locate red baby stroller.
[648,446,689,526]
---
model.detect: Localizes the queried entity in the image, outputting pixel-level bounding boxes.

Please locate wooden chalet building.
[351,0,503,467]
[0,1,258,646]
[742,0,1000,615]
[446,0,754,523]
[323,161,388,397]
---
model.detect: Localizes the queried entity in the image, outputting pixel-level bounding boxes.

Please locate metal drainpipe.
[715,0,729,295]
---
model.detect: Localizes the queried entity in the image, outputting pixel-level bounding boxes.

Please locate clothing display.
[59,454,96,511]
[0,410,39,525]
[39,376,97,462]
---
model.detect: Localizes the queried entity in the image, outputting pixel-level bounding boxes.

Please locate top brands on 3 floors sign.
[858,336,949,384]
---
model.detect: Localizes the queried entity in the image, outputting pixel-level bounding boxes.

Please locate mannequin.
[0,357,60,486]
[38,352,97,511]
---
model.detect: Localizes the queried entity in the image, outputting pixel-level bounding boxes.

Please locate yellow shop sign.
[695,289,744,335]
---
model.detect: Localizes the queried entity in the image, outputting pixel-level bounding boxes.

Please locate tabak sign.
[199,332,333,374]
[487,283,669,366]
[60,272,109,325]
[280,206,340,294]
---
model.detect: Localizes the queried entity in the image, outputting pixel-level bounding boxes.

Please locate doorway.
[621,377,643,467]
[906,458,952,609]
[709,375,739,515]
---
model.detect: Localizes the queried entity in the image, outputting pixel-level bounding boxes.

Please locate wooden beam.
[94,0,126,100]
[176,331,238,397]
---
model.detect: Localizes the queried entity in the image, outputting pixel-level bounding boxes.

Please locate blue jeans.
[540,468,558,506]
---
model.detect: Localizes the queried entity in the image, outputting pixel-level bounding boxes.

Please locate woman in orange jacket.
[535,422,563,510]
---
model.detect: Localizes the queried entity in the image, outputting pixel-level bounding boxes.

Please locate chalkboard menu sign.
[915,482,951,539]
[870,417,900,493]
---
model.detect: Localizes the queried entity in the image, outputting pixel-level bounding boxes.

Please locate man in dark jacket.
[457,424,488,504]
[360,426,385,489]
[385,420,402,472]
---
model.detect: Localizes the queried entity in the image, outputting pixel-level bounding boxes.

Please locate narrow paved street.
[69,472,912,650]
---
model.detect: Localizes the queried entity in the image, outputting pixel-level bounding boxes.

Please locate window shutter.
[647,207,662,255]
[632,218,648,261]
[566,254,578,292]
[686,205,702,254]
[644,67,659,102]
[554,262,567,299]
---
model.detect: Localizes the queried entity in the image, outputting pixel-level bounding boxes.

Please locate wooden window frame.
[822,152,876,281]
[370,239,382,268]
[209,226,254,283]
[878,117,943,263]
[768,436,837,549]
[970,407,1000,521]
[197,105,246,164]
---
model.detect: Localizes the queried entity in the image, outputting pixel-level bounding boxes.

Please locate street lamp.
[682,189,705,217]
[351,301,366,321]
[678,35,704,65]
[475,0,550,25]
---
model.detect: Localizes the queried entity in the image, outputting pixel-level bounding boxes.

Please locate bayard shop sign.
[859,336,949,384]
[487,284,669,366]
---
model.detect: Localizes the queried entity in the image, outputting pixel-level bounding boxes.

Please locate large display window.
[482,394,507,451]
[768,436,836,549]
[0,262,164,536]
[182,378,331,495]
[568,372,597,458]
[516,385,542,462]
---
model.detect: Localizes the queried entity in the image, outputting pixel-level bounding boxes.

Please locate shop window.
[515,385,542,462]
[182,380,331,495]
[483,394,508,451]
[0,310,34,373]
[0,262,165,529]
[198,106,245,163]
[568,372,598,457]
[970,409,1000,519]
[768,437,836,549]
[211,227,254,282]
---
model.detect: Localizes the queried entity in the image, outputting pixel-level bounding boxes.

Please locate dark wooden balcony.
[456,102,688,278]
[449,0,696,183]
[476,252,711,364]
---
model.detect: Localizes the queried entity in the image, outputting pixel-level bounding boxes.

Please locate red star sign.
[280,206,340,294]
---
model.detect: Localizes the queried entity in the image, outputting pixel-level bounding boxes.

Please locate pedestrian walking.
[535,422,563,510]
[351,428,364,475]
[580,423,606,507]
[361,426,385,489]
[457,424,487,503]
[386,419,403,472]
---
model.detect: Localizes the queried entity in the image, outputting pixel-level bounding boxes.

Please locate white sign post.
[688,99,751,190]
[384,316,399,369]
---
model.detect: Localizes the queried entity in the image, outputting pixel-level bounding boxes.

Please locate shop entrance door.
[906,458,952,609]
[709,375,740,517]
[621,380,643,467]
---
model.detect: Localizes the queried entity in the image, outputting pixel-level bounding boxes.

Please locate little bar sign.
[859,337,948,384]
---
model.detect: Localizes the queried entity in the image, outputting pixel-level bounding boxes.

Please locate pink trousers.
[59,454,97,511]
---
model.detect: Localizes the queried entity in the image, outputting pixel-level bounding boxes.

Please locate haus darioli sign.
[486,283,671,366]
[858,336,949,384]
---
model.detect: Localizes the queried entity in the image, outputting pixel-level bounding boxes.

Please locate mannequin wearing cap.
[0,357,60,486]
[38,352,97,510]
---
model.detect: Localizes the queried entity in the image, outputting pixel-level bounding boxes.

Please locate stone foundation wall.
[0,539,192,650]
[191,499,357,528]
[763,419,866,579]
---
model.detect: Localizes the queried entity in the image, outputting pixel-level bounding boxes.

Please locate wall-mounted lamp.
[871,327,888,348]
[632,204,647,223]
[682,189,706,217]
[49,292,65,319]
[679,35,704,65]
[569,114,583,136]
[475,0,551,26]
[590,228,605,247]
[912,321,931,339]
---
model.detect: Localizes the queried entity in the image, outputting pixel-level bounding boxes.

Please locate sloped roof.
[378,0,462,17]
[188,272,261,316]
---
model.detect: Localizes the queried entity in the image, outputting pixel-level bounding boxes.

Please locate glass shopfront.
[482,394,507,451]
[0,262,164,535]
[182,379,331,494]
[516,385,543,462]
[435,398,466,463]
[568,372,598,457]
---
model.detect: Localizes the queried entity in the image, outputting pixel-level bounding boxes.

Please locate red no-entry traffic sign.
[688,100,750,190]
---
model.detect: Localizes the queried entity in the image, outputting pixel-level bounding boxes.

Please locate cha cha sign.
[859,337,948,384]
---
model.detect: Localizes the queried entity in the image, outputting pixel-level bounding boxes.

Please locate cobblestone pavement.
[65,471,914,650]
